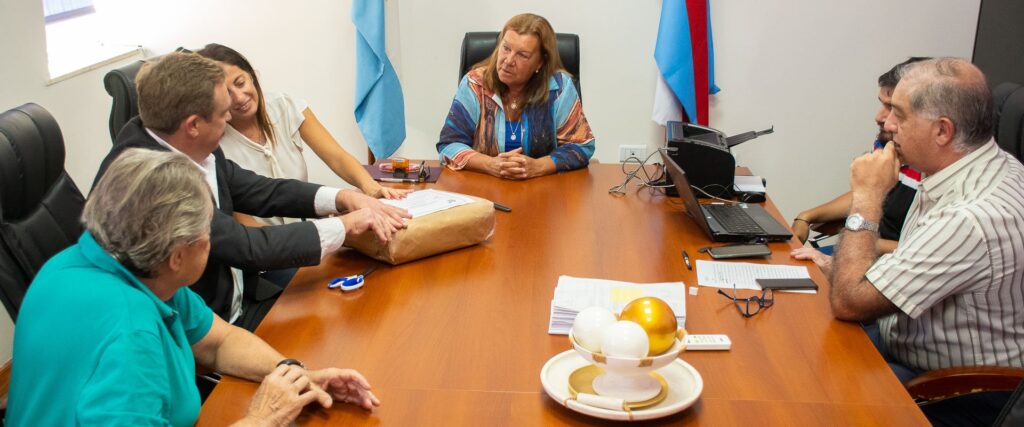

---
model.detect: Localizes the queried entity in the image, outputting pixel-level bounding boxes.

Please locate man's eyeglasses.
[717,284,774,317]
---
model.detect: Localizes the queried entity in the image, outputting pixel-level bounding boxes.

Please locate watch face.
[846,214,864,229]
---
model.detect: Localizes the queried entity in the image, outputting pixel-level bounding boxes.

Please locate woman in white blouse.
[197,43,409,226]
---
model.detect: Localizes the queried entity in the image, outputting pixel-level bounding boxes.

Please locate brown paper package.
[344,196,496,265]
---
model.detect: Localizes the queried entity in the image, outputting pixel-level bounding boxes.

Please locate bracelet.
[793,218,810,224]
[277,358,305,369]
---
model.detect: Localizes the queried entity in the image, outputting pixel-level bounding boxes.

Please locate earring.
[535,69,540,74]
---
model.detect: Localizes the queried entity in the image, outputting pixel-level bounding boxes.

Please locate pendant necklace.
[509,119,522,141]
[506,93,522,141]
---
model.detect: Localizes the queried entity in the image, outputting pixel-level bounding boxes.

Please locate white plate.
[540,349,703,421]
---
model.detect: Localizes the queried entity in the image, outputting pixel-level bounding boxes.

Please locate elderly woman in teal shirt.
[6,149,380,426]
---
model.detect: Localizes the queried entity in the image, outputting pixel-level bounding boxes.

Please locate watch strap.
[277,358,305,369]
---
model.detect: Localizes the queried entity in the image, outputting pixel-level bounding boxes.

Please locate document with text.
[696,260,813,292]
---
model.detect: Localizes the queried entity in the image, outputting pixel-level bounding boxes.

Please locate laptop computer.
[664,156,792,242]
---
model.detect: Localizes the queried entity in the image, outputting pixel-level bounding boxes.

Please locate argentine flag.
[352,0,406,160]
[653,0,720,126]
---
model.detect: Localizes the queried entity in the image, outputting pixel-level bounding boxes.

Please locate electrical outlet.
[619,145,648,163]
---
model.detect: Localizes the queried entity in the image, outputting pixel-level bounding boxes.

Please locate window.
[42,0,142,82]
[43,0,95,23]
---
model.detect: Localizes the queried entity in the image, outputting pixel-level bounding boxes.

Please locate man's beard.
[876,124,892,143]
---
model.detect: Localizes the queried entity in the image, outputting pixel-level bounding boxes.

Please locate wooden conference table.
[198,164,928,426]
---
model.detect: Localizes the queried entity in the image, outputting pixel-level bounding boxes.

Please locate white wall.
[0,0,980,363]
[393,0,980,219]
[0,0,117,365]
[711,1,979,217]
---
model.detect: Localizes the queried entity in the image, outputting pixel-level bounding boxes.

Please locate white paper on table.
[548,276,686,335]
[379,189,475,218]
[733,175,766,193]
[696,260,812,292]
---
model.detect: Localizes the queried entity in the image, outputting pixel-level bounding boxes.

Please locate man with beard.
[789,57,929,273]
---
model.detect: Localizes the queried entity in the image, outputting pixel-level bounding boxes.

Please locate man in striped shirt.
[829,58,1024,424]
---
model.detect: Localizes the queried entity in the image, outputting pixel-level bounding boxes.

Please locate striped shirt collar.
[916,139,998,200]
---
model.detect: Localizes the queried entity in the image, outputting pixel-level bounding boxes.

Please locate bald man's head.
[896,58,993,150]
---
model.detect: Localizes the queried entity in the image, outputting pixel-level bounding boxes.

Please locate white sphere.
[601,321,649,358]
[572,307,617,353]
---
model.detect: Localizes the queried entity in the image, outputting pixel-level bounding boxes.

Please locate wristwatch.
[277,358,305,369]
[845,213,879,233]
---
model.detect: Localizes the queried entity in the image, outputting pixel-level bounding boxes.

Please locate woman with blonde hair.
[437,13,596,180]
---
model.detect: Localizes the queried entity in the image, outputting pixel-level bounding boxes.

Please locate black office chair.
[459,31,581,97]
[103,49,192,143]
[0,103,86,321]
[102,59,145,143]
[996,380,1024,426]
[994,84,1024,423]
[0,235,30,320]
[994,82,1024,161]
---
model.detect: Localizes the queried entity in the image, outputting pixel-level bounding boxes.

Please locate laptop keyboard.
[703,204,765,234]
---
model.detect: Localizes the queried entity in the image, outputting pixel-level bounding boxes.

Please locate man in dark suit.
[95,52,410,330]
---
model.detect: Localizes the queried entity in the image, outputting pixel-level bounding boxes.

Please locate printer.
[663,121,773,198]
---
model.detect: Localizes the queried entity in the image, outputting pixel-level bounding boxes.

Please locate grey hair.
[83,148,213,278]
[897,57,994,152]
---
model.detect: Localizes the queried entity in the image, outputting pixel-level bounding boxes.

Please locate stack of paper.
[549,276,686,335]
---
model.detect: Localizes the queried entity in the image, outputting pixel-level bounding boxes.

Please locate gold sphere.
[619,297,678,355]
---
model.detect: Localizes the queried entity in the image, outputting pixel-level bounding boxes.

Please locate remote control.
[684,334,732,351]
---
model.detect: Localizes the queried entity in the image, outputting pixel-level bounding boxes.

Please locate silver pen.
[378,177,419,183]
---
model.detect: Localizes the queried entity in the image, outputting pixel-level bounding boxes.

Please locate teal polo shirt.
[6,232,214,426]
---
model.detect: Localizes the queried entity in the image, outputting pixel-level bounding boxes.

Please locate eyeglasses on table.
[717,284,774,317]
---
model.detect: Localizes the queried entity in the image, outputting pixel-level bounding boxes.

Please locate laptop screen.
[664,155,714,237]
